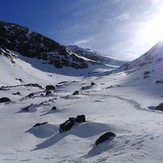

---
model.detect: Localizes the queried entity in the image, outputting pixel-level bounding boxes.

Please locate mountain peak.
[118,40,163,71]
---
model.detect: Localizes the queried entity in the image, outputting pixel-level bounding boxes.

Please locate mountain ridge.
[0,21,90,69]
[117,40,163,72]
[0,20,128,73]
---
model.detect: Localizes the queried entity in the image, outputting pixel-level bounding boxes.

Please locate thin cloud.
[47,0,163,59]
[116,13,130,21]
[73,37,94,46]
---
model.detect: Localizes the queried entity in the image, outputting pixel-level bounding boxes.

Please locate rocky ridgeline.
[0,21,91,69]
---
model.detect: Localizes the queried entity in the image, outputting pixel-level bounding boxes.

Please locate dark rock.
[25,83,43,89]
[155,103,163,111]
[0,86,10,91]
[51,106,57,110]
[72,90,79,95]
[12,92,21,95]
[59,115,86,133]
[95,132,116,146]
[59,118,75,132]
[91,82,95,86]
[15,78,23,82]
[81,85,91,90]
[0,97,11,103]
[75,115,86,122]
[46,85,56,90]
[156,80,163,84]
[28,93,34,98]
[46,90,52,96]
[33,122,48,127]
[143,71,150,76]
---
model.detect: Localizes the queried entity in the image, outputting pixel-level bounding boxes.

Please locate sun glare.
[140,10,163,45]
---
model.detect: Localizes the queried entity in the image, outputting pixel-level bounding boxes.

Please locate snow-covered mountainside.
[0,20,129,77]
[68,45,128,66]
[118,40,163,71]
[1,21,163,163]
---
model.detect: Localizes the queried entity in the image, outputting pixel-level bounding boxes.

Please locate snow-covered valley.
[0,47,163,163]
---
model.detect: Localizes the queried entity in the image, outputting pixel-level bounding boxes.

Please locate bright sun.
[140,10,163,45]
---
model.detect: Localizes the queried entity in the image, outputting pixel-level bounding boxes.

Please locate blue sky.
[1,0,163,60]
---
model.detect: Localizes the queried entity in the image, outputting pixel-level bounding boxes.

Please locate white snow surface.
[0,50,163,163]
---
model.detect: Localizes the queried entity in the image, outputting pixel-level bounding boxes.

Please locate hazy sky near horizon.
[1,0,163,60]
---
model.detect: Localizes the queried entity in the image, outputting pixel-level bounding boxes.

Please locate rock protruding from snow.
[156,80,163,84]
[51,106,57,110]
[0,97,11,103]
[74,115,86,122]
[155,103,163,112]
[95,132,116,146]
[72,90,79,95]
[45,85,56,90]
[59,115,86,133]
[59,117,75,133]
[33,122,48,127]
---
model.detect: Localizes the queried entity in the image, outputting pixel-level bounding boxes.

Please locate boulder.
[12,92,21,95]
[46,85,56,90]
[95,132,116,146]
[156,80,163,84]
[91,82,96,86]
[75,115,86,122]
[51,106,57,110]
[59,115,86,133]
[155,103,163,111]
[0,97,11,103]
[72,90,79,95]
[59,118,75,132]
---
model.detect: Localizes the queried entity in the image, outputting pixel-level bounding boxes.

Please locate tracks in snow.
[82,92,146,111]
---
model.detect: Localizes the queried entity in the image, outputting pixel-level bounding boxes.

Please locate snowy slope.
[0,48,73,86]
[68,45,128,66]
[0,40,163,163]
[118,40,163,71]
